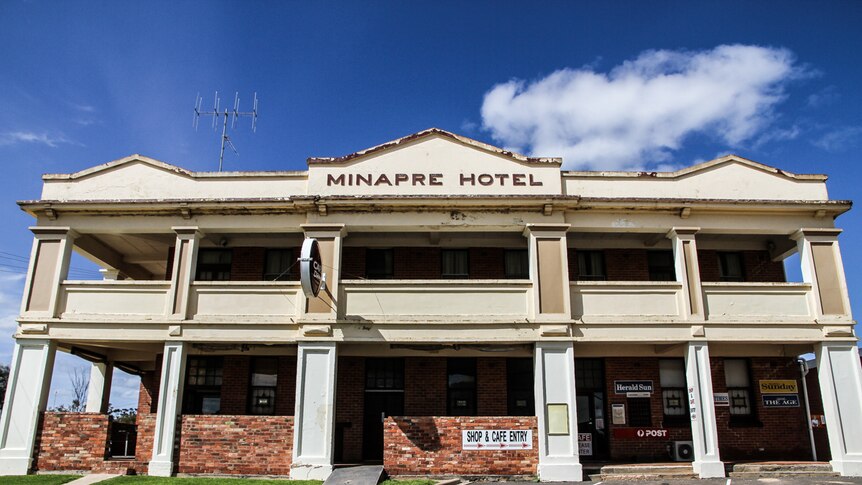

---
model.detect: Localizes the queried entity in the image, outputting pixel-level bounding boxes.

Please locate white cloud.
[813,126,862,152]
[0,131,81,148]
[480,44,805,170]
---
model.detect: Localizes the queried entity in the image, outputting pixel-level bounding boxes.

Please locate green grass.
[103,478,322,484]
[0,476,80,485]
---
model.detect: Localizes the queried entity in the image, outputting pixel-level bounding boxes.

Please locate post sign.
[762,394,800,408]
[612,428,669,440]
[759,380,798,394]
[578,433,593,456]
[462,429,533,450]
[299,238,323,298]
[614,380,653,396]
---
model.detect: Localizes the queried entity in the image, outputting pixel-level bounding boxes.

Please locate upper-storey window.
[264,249,294,281]
[196,249,232,281]
[504,249,529,279]
[577,250,606,281]
[442,249,469,278]
[366,249,394,279]
[718,252,745,282]
[648,250,676,281]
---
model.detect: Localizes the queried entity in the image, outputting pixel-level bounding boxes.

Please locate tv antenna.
[193,91,259,171]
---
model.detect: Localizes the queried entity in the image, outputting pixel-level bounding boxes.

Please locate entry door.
[362,358,405,462]
[575,358,609,460]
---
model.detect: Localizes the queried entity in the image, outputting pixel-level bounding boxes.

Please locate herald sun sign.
[300,238,323,298]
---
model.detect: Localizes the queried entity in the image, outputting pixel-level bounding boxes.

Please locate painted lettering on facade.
[326,173,543,187]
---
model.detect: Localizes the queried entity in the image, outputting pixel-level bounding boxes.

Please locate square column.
[85,362,113,413]
[167,227,202,320]
[791,229,852,322]
[524,224,572,322]
[148,342,187,477]
[300,224,346,321]
[291,342,338,480]
[667,228,704,321]
[815,342,862,476]
[21,227,77,318]
[0,339,56,475]
[534,341,581,481]
[684,342,724,478]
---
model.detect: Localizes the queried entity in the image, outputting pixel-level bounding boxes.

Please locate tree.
[0,364,9,411]
[50,366,89,412]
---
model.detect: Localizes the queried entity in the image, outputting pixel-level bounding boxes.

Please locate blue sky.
[0,1,860,409]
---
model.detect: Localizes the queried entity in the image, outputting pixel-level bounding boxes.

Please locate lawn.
[0,476,80,485]
[103,478,323,485]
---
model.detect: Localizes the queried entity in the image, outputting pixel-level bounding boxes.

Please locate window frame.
[576,250,607,281]
[718,251,746,282]
[263,248,295,281]
[441,249,470,279]
[196,248,233,281]
[659,358,689,426]
[647,250,676,282]
[184,356,224,414]
[506,358,535,416]
[724,358,760,426]
[504,249,530,279]
[365,248,395,279]
[447,358,477,416]
[248,357,278,415]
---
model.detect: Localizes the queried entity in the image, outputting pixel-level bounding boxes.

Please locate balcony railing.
[189,281,303,322]
[60,281,171,319]
[570,281,684,323]
[340,279,533,322]
[702,282,812,322]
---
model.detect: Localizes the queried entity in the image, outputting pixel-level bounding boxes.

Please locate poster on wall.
[462,429,533,450]
[578,433,593,456]
[611,403,626,425]
[762,394,800,407]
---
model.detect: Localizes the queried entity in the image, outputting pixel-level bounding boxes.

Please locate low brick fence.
[384,416,538,476]
[32,412,110,471]
[177,415,294,475]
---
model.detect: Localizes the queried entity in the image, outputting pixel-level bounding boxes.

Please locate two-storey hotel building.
[0,128,860,480]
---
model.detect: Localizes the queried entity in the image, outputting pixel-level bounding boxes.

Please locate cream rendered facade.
[0,128,859,479]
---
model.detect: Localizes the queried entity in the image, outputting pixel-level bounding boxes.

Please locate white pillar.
[534,341,581,481]
[85,362,113,413]
[148,342,186,477]
[21,227,76,318]
[685,342,724,478]
[167,227,201,320]
[0,339,56,475]
[815,342,862,476]
[667,228,704,321]
[291,342,337,480]
[792,229,852,322]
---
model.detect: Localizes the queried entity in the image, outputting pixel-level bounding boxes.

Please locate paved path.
[66,474,121,485]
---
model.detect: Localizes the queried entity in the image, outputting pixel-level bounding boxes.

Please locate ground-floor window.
[724,358,755,421]
[184,356,223,414]
[659,358,688,426]
[447,358,477,415]
[248,357,278,415]
[506,358,534,415]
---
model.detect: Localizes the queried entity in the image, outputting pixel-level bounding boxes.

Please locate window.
[196,249,232,281]
[366,249,394,279]
[627,397,652,427]
[504,249,529,279]
[648,251,676,282]
[248,357,278,415]
[659,359,688,424]
[577,251,606,281]
[507,358,534,415]
[447,358,476,415]
[442,249,469,278]
[365,358,404,390]
[184,357,223,414]
[718,252,745,282]
[264,249,294,281]
[724,359,754,417]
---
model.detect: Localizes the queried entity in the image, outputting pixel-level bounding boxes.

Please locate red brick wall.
[220,356,251,414]
[710,357,810,460]
[604,358,692,461]
[405,357,447,416]
[384,416,538,476]
[176,415,293,475]
[342,247,367,279]
[698,250,785,282]
[605,249,650,281]
[341,247,515,279]
[395,247,442,279]
[134,412,156,465]
[470,248,506,279]
[276,357,297,415]
[336,356,365,463]
[478,358,508,415]
[32,413,109,471]
[230,247,266,281]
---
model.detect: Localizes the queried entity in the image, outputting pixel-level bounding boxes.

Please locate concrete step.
[324,465,385,485]
[730,462,838,478]
[599,464,696,480]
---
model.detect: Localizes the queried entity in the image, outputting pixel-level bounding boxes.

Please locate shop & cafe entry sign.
[462,429,533,450]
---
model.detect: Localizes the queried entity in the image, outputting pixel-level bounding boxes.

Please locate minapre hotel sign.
[325,172,545,187]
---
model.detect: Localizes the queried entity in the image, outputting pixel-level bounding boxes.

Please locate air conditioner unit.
[670,441,694,462]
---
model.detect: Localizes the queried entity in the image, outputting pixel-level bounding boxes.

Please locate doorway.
[575,358,609,460]
[362,358,405,461]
